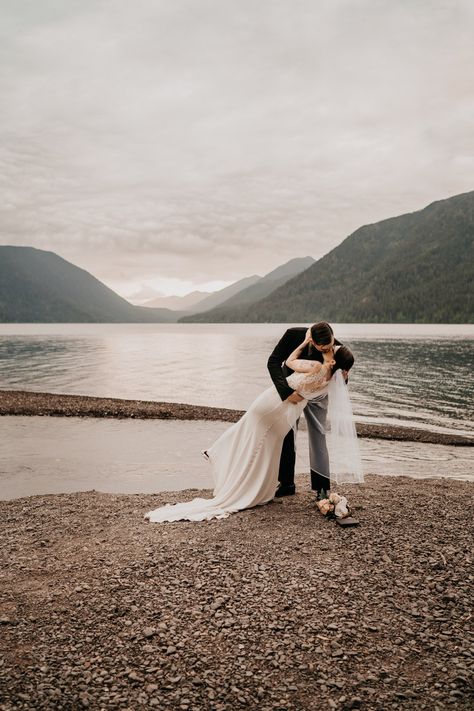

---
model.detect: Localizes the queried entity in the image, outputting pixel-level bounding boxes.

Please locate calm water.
[0,323,473,435]
[1,416,472,500]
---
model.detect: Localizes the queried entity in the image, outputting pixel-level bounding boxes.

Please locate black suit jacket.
[267,327,343,401]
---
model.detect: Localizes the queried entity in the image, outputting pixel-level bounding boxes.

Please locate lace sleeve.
[286,358,319,373]
[287,366,330,399]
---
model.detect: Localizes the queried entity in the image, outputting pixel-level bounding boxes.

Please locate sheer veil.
[326,369,364,485]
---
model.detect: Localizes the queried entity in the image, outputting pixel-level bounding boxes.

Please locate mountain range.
[180,257,315,322]
[183,275,261,313]
[0,247,179,323]
[1,190,472,323]
[0,247,310,323]
[138,278,264,311]
[140,261,315,315]
[181,191,474,323]
[141,290,211,310]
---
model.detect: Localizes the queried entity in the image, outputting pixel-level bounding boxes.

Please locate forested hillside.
[208,191,474,323]
[0,246,179,322]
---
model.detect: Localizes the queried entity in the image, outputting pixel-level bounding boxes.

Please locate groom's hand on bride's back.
[287,392,305,403]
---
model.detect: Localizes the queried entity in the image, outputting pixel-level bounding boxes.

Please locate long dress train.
[145,386,306,522]
[144,368,362,523]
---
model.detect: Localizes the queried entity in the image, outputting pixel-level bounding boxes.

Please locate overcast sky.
[1,0,473,298]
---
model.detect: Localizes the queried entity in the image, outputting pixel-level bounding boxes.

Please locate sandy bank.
[1,475,472,710]
[1,389,472,446]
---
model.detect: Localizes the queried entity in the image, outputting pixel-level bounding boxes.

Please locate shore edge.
[0,389,472,446]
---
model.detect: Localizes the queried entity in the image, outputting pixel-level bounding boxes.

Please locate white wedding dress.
[145,367,361,523]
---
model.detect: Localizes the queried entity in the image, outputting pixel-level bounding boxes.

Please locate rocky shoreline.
[1,475,473,710]
[1,390,472,446]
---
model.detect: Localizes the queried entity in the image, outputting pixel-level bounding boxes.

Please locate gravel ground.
[0,390,472,446]
[1,475,473,710]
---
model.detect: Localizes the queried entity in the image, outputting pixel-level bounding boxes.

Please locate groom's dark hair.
[333,345,354,373]
[310,321,334,345]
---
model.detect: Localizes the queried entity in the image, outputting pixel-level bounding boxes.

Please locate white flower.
[334,496,349,518]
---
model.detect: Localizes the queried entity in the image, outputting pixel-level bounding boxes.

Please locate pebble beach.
[1,390,472,446]
[1,389,473,709]
[1,474,473,710]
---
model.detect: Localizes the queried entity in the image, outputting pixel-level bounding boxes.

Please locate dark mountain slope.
[181,256,315,322]
[231,191,474,323]
[0,246,178,322]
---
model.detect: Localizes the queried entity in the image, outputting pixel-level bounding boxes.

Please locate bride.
[145,334,363,523]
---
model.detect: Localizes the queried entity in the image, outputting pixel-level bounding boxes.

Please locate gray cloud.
[1,0,473,295]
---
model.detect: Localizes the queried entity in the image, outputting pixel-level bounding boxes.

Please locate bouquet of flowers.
[316,492,351,519]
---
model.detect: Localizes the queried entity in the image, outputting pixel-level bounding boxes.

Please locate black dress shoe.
[274,484,296,498]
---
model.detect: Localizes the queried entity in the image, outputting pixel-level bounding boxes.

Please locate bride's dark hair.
[332,345,354,374]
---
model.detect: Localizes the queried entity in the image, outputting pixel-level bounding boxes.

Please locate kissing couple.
[145,322,364,523]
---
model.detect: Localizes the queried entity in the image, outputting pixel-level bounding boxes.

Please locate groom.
[268,321,352,498]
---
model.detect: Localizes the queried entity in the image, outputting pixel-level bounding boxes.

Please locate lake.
[1,416,472,500]
[0,323,473,435]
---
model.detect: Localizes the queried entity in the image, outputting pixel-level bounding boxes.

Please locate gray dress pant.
[304,395,331,492]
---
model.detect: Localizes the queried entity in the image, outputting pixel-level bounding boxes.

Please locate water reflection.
[1,416,472,500]
[0,324,473,435]
[346,339,473,432]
